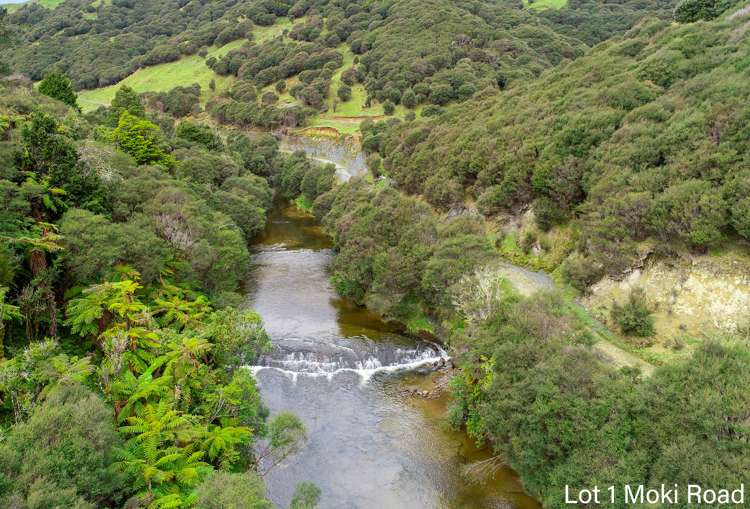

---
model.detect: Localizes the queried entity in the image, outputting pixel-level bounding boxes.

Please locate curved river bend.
[245,200,541,509]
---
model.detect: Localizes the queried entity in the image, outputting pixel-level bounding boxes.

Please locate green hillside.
[2,0,675,136]
[77,41,241,112]
[523,0,568,10]
[377,1,750,289]
[77,19,293,112]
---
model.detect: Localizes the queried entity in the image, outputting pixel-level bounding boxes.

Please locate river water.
[245,200,541,509]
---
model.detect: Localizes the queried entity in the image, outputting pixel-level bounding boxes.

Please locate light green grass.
[305,45,421,135]
[78,48,235,113]
[406,315,435,335]
[77,19,293,113]
[523,0,568,10]
[293,194,313,213]
[3,0,62,11]
[254,17,293,43]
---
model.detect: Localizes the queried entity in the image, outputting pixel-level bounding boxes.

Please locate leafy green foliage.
[337,85,352,102]
[38,70,78,110]
[107,85,146,126]
[14,112,82,202]
[611,289,655,338]
[2,0,265,88]
[276,151,336,205]
[290,482,322,509]
[60,209,169,284]
[0,76,317,507]
[448,288,749,508]
[378,9,750,282]
[174,121,222,151]
[58,277,301,505]
[146,84,202,118]
[319,181,498,320]
[113,112,174,167]
[202,308,271,368]
[0,383,126,507]
[195,471,273,509]
[674,0,736,22]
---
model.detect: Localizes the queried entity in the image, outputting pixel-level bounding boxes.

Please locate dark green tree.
[337,84,352,102]
[107,85,145,126]
[0,384,126,507]
[674,0,734,22]
[38,71,79,110]
[401,88,417,109]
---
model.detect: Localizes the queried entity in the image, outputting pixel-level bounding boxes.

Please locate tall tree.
[107,85,145,126]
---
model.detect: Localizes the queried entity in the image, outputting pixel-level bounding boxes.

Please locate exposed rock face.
[586,250,750,337]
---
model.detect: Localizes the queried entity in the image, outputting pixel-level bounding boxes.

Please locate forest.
[1,0,750,508]
[0,68,331,506]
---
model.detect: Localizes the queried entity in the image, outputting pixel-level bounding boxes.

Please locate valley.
[0,0,748,508]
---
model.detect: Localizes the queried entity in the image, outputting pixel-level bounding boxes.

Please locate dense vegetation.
[1,0,293,88]
[0,77,321,508]
[448,284,749,508]
[285,137,749,508]
[2,0,681,131]
[369,1,750,289]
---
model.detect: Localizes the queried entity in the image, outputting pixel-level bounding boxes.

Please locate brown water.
[246,201,541,509]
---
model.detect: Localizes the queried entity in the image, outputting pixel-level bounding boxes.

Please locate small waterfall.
[248,336,448,384]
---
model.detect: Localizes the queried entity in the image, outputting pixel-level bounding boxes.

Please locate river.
[245,199,541,509]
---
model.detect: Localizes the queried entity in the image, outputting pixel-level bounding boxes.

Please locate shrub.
[38,71,78,109]
[337,84,352,102]
[401,88,417,109]
[261,91,279,105]
[0,384,126,506]
[421,105,444,117]
[561,254,604,292]
[533,196,567,231]
[196,472,273,509]
[113,112,173,166]
[107,85,144,126]
[611,289,655,337]
[649,179,726,247]
[674,0,734,22]
[175,121,222,150]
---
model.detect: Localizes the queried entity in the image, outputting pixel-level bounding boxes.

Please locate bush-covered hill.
[1,0,291,89]
[374,1,750,288]
[2,0,676,116]
[538,0,676,45]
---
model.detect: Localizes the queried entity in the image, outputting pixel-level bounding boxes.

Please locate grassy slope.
[266,44,422,136]
[77,19,292,112]
[3,0,63,12]
[314,45,424,135]
[523,0,568,9]
[76,15,423,134]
